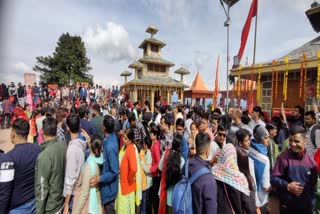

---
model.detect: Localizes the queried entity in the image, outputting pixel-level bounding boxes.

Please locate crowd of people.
[1,81,320,214]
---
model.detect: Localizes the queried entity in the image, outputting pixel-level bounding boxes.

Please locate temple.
[121,25,189,110]
[230,36,320,116]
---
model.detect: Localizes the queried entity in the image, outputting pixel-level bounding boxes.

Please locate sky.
[0,0,318,92]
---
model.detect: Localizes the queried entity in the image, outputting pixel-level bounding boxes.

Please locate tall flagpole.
[252,0,258,109]
[253,0,258,65]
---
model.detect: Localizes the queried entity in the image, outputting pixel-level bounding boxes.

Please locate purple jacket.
[271,149,318,213]
[188,156,217,214]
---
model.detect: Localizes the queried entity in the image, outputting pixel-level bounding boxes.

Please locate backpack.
[311,125,320,148]
[171,159,211,214]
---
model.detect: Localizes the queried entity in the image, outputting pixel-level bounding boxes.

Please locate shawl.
[212,144,250,196]
[249,140,268,192]
[159,149,170,214]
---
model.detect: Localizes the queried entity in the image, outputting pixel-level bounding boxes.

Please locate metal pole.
[226,5,230,112]
[253,4,258,65]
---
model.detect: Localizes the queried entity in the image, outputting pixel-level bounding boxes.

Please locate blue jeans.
[9,198,36,214]
[33,96,38,105]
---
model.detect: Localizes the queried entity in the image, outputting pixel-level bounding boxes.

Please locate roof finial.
[146,25,159,38]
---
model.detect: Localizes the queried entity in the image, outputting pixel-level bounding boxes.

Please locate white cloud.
[13,61,32,73]
[82,22,136,62]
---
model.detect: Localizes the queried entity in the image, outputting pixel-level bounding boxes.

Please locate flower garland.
[303,53,308,101]
[271,60,278,103]
[248,64,255,112]
[284,56,289,101]
[237,65,242,97]
[256,64,262,105]
[300,55,304,98]
[271,67,275,104]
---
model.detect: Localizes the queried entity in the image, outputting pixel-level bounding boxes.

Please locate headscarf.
[212,143,250,196]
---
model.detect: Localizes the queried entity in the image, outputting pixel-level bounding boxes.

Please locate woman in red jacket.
[149,125,161,214]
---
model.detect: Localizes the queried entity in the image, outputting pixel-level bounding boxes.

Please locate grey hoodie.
[63,137,87,196]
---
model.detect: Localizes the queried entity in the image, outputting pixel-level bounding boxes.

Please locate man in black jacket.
[17,83,25,107]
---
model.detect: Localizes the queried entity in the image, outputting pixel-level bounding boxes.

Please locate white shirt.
[249,119,265,130]
[206,140,224,163]
[154,113,161,125]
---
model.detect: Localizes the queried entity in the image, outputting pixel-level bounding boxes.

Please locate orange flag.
[212,56,220,111]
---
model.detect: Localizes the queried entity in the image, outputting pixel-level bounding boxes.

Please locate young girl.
[158,134,185,214]
[150,125,161,214]
[140,136,153,214]
[116,128,138,214]
[72,135,103,214]
[28,109,39,143]
[187,122,198,157]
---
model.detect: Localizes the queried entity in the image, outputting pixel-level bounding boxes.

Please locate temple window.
[151,45,159,53]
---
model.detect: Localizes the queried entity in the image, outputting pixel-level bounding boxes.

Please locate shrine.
[230,36,320,116]
[184,72,214,107]
[121,25,189,110]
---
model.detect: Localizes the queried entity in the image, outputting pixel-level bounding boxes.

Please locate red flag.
[235,0,258,66]
[212,56,220,111]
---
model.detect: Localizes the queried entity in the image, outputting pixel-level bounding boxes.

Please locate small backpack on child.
[171,159,211,214]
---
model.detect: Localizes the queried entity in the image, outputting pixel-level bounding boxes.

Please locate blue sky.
[0,0,317,91]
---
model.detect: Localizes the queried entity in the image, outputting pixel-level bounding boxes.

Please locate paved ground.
[0,128,14,153]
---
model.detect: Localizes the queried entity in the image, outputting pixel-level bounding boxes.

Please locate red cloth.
[235,0,258,65]
[212,56,220,111]
[159,149,170,214]
[314,149,320,173]
[150,140,161,177]
[11,106,28,124]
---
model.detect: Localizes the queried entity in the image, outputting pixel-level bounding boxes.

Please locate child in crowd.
[140,136,153,214]
[72,135,104,214]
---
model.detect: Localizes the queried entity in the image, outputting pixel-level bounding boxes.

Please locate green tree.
[33,33,93,85]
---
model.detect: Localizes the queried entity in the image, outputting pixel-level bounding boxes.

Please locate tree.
[33,33,93,85]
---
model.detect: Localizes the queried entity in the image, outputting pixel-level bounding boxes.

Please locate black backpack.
[311,124,320,147]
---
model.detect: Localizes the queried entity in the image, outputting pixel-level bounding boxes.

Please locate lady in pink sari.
[26,85,33,107]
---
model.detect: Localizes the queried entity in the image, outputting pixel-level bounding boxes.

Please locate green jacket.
[35,138,67,214]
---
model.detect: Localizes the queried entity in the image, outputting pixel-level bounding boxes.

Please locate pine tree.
[33,33,93,85]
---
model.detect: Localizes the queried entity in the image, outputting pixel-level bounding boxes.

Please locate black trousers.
[151,176,161,214]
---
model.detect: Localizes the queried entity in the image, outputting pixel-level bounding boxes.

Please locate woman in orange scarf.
[115,128,138,213]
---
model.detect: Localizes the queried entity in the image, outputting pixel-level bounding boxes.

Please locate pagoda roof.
[138,37,166,49]
[128,61,144,69]
[120,70,132,76]
[174,67,191,75]
[230,35,320,76]
[190,72,209,91]
[123,75,188,88]
[139,56,174,67]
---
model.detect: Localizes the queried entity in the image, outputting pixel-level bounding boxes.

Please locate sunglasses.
[218,133,226,137]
